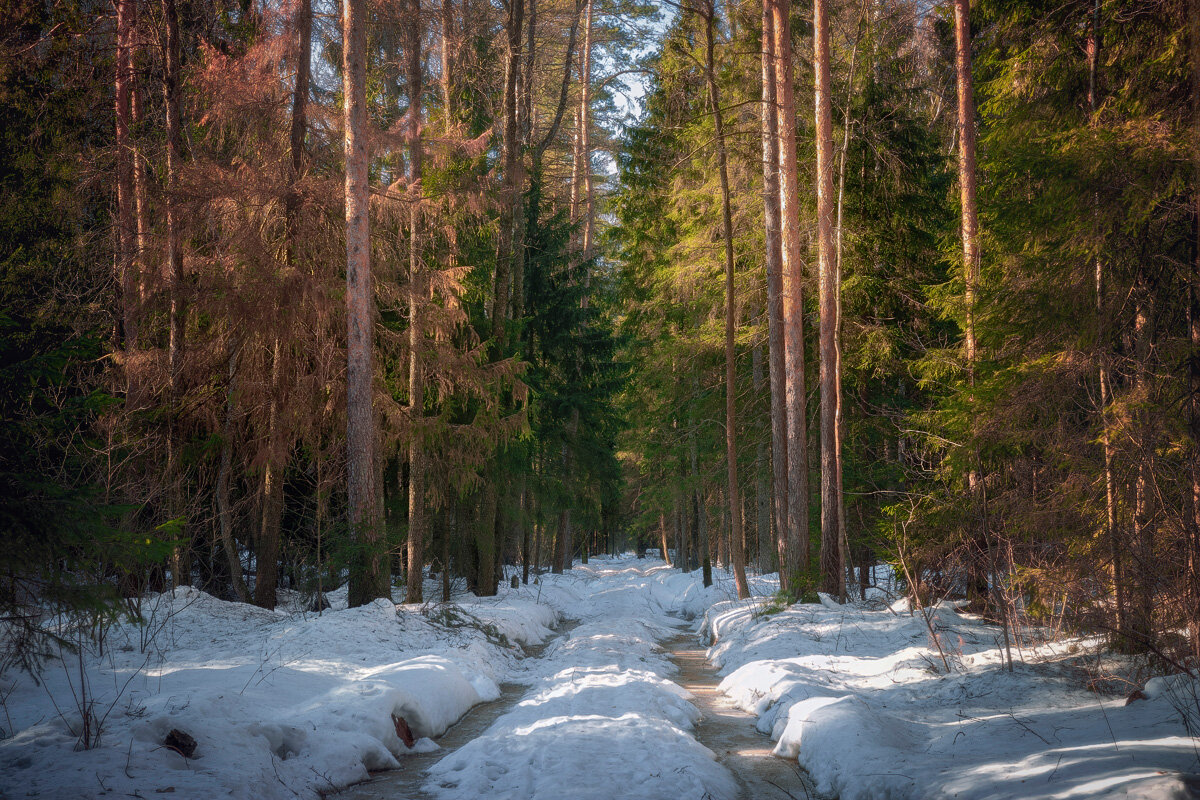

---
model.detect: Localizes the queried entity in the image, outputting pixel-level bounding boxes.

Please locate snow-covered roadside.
[0,582,557,800]
[702,593,1200,800]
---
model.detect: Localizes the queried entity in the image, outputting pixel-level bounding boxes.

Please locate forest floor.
[0,557,1197,800]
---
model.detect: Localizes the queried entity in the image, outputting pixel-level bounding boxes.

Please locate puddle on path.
[667,632,821,800]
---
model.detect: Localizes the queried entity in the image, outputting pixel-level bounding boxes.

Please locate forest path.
[666,631,822,800]
[335,621,576,800]
[333,681,525,800]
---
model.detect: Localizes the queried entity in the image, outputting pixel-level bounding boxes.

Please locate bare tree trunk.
[701,2,749,598]
[814,0,843,600]
[834,3,864,600]
[492,0,524,342]
[131,55,149,323]
[953,0,988,611]
[659,513,671,565]
[760,3,790,588]
[1189,0,1200,667]
[553,507,570,574]
[770,0,811,587]
[216,344,249,603]
[1130,288,1155,650]
[521,483,531,584]
[255,338,286,609]
[115,0,137,354]
[752,308,771,573]
[406,0,427,605]
[569,0,592,233]
[162,0,188,589]
[344,0,386,606]
[579,0,595,267]
[441,0,456,121]
[1086,0,1126,645]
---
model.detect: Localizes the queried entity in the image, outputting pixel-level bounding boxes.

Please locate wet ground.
[666,632,821,800]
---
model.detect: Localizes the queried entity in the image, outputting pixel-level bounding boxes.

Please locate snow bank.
[702,593,1200,800]
[0,584,552,800]
[424,559,742,800]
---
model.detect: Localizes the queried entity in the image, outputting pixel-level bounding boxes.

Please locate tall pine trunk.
[760,3,790,588]
[163,0,188,589]
[770,0,811,587]
[1189,0,1200,667]
[703,1,749,599]
[814,0,843,599]
[115,0,137,354]
[405,0,427,605]
[1086,0,1127,646]
[344,0,386,606]
[953,0,988,611]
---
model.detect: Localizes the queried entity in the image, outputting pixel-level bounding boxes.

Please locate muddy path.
[666,632,822,800]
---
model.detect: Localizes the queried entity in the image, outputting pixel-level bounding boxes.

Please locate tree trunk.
[702,3,749,598]
[441,0,456,121]
[1189,0,1200,667]
[163,0,188,590]
[344,0,386,606]
[752,312,771,573]
[406,0,427,605]
[1087,0,1127,646]
[216,344,249,603]
[115,0,137,353]
[521,483,532,584]
[1130,287,1155,650]
[255,0,312,611]
[834,3,864,601]
[492,0,524,342]
[814,0,843,600]
[770,0,811,587]
[760,2,790,588]
[953,0,988,611]
[660,513,671,565]
[255,338,286,610]
[552,507,570,574]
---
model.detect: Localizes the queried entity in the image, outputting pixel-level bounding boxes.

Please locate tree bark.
[441,0,456,121]
[760,3,790,588]
[115,0,137,353]
[216,343,249,603]
[344,0,386,606]
[702,2,749,599]
[953,0,988,611]
[406,0,427,605]
[1189,0,1200,667]
[770,0,811,587]
[814,0,843,599]
[1086,0,1127,646]
[492,0,524,342]
[753,318,771,573]
[163,0,188,589]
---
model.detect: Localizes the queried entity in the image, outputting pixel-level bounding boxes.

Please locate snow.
[424,562,742,800]
[1,555,1197,800]
[0,586,542,799]
[702,589,1200,800]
